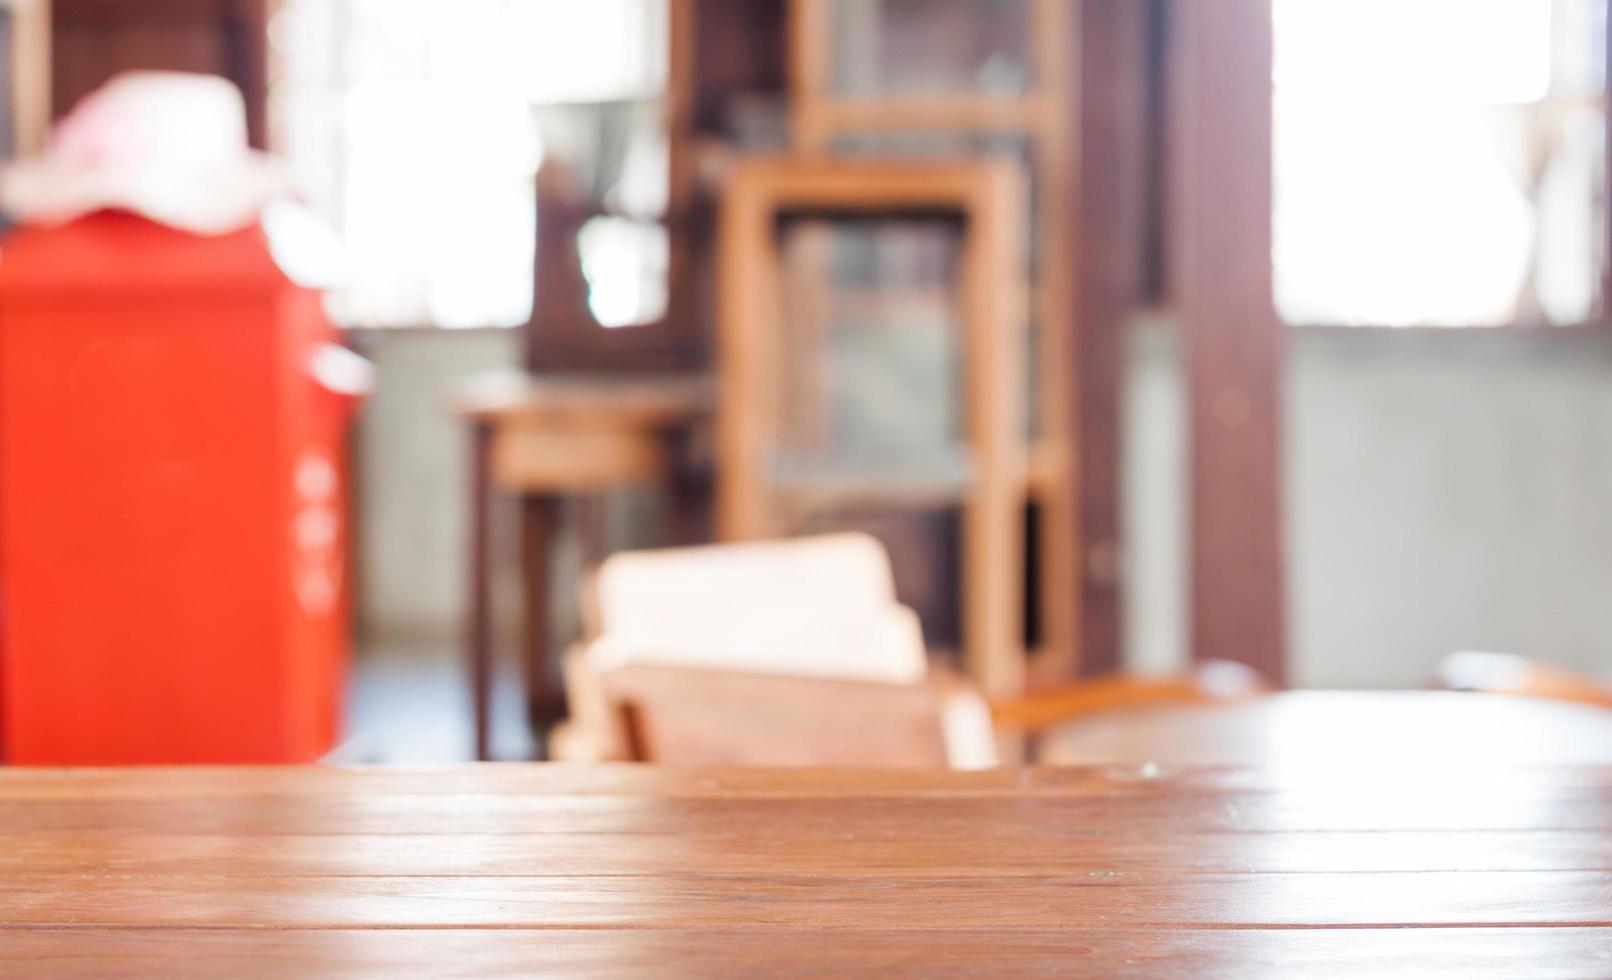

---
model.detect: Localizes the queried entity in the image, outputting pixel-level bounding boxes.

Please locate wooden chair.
[1437,651,1612,711]
[551,534,1270,767]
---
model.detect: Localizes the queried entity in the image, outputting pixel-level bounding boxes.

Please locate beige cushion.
[586,533,926,683]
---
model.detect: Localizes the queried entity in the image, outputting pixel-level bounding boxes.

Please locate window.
[270,0,668,329]
[1273,0,1607,327]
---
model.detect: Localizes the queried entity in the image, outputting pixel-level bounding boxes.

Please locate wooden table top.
[8,696,1612,976]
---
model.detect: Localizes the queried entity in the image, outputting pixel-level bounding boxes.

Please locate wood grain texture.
[9,928,1612,980]
[8,696,1612,975]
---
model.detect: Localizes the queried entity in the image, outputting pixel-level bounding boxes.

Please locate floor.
[337,641,537,763]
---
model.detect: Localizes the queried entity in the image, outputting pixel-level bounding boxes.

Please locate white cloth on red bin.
[0,71,288,235]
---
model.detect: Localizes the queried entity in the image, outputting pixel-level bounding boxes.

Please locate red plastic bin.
[0,212,359,763]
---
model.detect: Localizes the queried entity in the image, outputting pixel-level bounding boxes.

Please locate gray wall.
[354,323,1612,688]
[350,329,520,641]
[1126,319,1612,687]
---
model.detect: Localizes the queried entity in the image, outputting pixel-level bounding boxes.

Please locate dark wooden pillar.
[1168,0,1287,683]
[1068,0,1153,675]
[466,421,494,761]
[50,0,270,148]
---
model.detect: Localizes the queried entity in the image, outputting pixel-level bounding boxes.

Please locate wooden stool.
[455,372,708,760]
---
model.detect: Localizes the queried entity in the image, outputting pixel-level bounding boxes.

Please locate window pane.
[272,0,669,329]
[1273,0,1607,326]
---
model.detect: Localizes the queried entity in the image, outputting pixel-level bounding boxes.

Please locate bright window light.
[1273,0,1607,327]
[270,0,668,329]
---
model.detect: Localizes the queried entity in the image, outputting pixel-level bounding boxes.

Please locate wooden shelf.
[781,0,1079,689]
[769,453,977,509]
[808,95,1047,133]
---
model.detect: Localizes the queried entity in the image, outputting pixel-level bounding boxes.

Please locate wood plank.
[4,829,1612,877]
[3,870,1611,929]
[6,753,1612,802]
[8,787,1612,836]
[1169,0,1287,680]
[7,738,1612,973]
[5,927,1610,980]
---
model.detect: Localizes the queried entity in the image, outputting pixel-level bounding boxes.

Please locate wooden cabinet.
[716,159,1026,695]
[786,0,1077,678]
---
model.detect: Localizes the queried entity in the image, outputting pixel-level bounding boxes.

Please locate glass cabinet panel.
[826,130,1040,440]
[771,213,968,475]
[826,0,1034,98]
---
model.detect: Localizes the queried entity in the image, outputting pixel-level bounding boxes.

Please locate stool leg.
[522,494,563,744]
[659,427,707,546]
[467,421,494,762]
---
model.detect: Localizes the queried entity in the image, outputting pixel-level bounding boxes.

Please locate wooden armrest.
[1438,652,1612,711]
[989,660,1271,732]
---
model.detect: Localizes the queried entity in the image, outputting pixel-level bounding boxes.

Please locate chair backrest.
[554,535,1286,768]
[583,532,927,683]
[599,664,994,767]
[556,534,998,767]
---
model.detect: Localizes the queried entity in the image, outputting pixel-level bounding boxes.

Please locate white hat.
[0,71,289,235]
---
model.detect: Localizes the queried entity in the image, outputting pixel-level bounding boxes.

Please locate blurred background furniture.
[465,0,1088,756]
[457,372,708,761]
[554,533,976,766]
[452,2,712,758]
[717,158,1026,696]
[553,535,1268,766]
[19,0,1611,767]
[786,0,1084,682]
